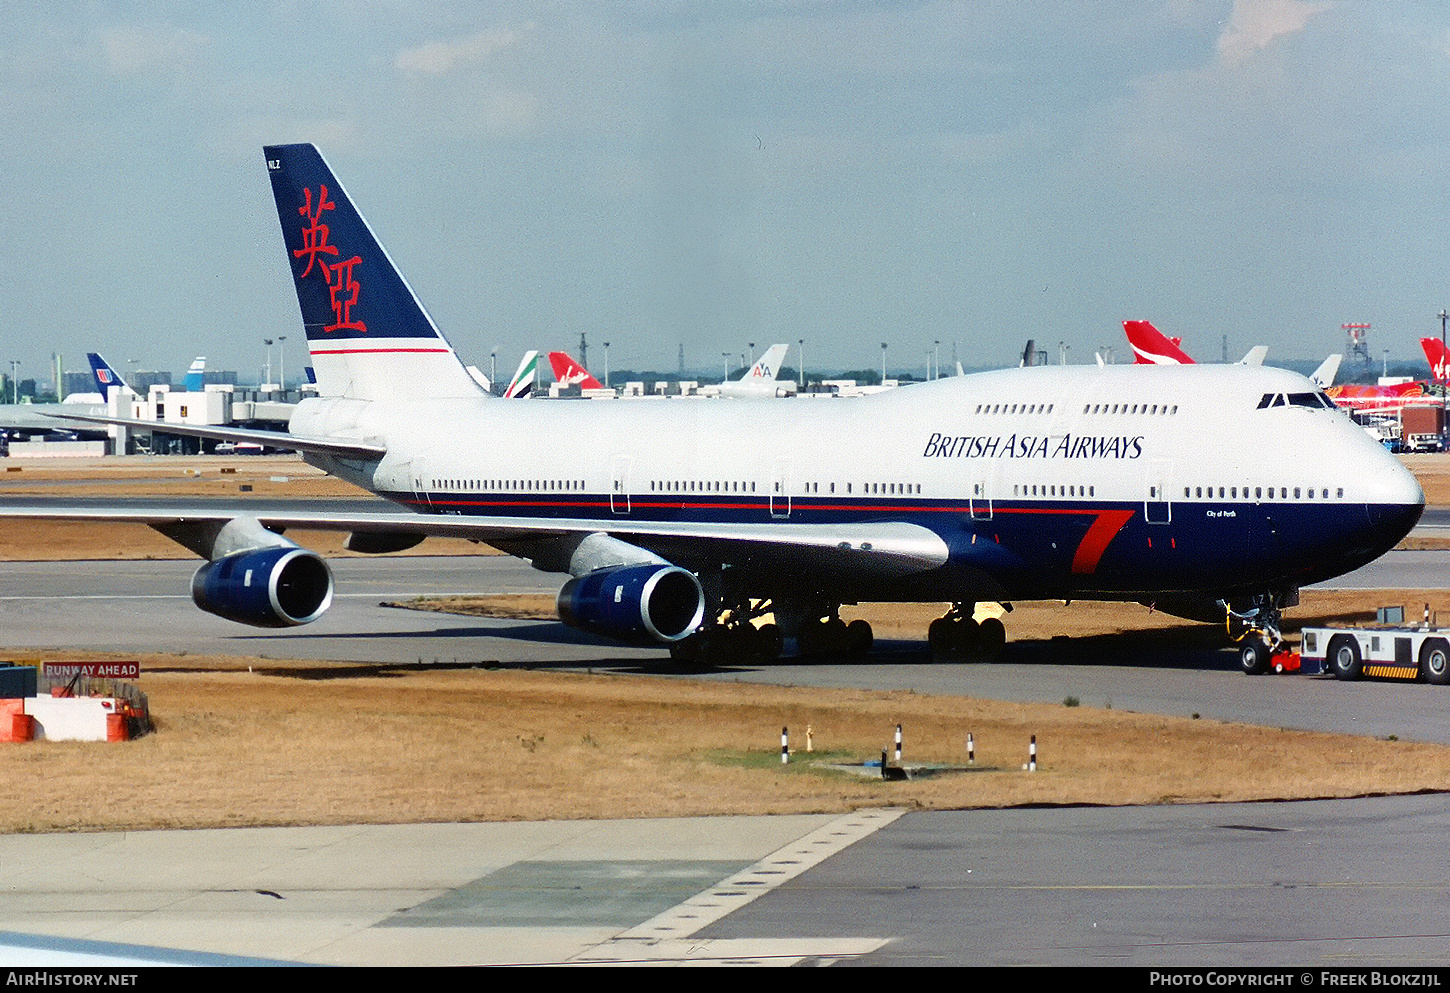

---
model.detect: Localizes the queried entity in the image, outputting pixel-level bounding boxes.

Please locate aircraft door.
[403,459,433,511]
[770,458,792,518]
[1144,459,1171,524]
[970,478,992,520]
[610,456,631,514]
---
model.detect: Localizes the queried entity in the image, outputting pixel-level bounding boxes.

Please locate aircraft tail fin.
[183,357,206,392]
[1123,320,1195,365]
[1311,354,1343,388]
[504,350,540,398]
[1020,339,1037,367]
[263,143,482,401]
[1238,345,1268,367]
[742,344,788,382]
[85,353,132,399]
[547,351,603,390]
[1421,338,1448,383]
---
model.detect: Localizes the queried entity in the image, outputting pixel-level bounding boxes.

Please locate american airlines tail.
[743,344,788,381]
[263,144,482,402]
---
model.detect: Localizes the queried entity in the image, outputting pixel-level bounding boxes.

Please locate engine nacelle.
[192,547,334,628]
[556,564,705,643]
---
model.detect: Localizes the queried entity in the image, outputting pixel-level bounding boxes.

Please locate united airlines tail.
[85,353,131,399]
[263,143,482,402]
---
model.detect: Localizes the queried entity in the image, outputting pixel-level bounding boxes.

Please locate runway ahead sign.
[43,662,141,681]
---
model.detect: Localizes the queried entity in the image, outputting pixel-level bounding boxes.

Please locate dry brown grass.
[3,651,1449,835]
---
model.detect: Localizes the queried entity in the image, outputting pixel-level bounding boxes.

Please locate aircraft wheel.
[928,617,955,658]
[757,623,784,662]
[1238,640,1270,675]
[669,635,700,663]
[977,617,1006,661]
[1420,638,1450,685]
[1328,635,1362,681]
[953,618,981,658]
[845,619,873,656]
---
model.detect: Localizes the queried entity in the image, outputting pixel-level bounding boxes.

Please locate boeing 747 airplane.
[14,144,1424,673]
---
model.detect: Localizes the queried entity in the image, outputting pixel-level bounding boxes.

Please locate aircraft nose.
[1359,458,1424,551]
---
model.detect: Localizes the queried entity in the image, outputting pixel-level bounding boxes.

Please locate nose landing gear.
[1223,594,1289,675]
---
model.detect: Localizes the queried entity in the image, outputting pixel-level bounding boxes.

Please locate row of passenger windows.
[1011,484,1096,498]
[974,402,1055,415]
[650,480,757,494]
[646,480,925,496]
[1186,485,1344,500]
[430,479,585,492]
[1082,402,1178,415]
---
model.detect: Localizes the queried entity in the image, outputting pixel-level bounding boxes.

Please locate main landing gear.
[670,600,876,667]
[928,602,1008,662]
[668,597,785,667]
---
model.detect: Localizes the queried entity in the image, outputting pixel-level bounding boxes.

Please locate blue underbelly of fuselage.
[383,488,1422,602]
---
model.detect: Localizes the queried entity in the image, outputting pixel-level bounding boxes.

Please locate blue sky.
[4,1,1450,385]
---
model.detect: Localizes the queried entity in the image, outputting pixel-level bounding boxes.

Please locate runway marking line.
[567,807,903,966]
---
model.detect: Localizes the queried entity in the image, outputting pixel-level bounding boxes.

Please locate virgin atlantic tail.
[263,144,482,402]
[1422,337,1449,383]
[547,351,604,390]
[1123,320,1195,365]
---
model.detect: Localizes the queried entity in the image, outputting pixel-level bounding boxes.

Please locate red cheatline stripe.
[310,347,452,355]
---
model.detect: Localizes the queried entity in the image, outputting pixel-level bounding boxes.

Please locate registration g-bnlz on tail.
[18,144,1424,668]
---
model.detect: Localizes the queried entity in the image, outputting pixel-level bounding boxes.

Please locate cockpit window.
[1287,392,1327,408]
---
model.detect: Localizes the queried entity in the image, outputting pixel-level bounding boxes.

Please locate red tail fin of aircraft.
[547,352,604,390]
[1124,320,1195,365]
[1421,337,1449,383]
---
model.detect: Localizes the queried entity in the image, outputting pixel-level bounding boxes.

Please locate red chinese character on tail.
[295,186,367,333]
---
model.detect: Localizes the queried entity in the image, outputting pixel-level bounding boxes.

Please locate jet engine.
[191,546,334,628]
[556,563,705,643]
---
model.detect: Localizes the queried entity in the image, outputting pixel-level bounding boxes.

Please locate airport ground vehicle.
[1298,612,1450,683]
[1400,404,1445,453]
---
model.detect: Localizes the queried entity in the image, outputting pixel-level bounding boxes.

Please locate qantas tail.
[1123,320,1195,365]
[86,353,131,398]
[1422,338,1449,382]
[263,143,482,402]
[547,351,604,390]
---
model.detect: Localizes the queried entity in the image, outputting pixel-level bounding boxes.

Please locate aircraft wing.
[46,412,387,460]
[0,502,950,579]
